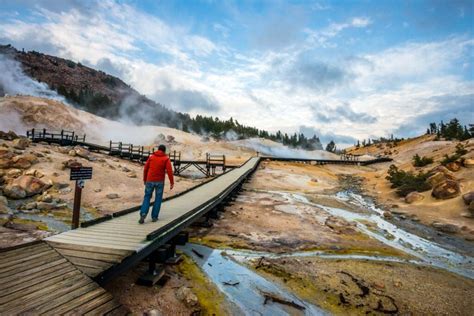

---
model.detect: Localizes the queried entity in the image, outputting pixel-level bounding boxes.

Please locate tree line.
[426,118,472,141]
[54,85,322,150]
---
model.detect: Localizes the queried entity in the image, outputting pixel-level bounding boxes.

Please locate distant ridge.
[0,44,322,150]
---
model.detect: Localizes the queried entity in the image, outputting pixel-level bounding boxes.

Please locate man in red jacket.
[139,144,174,224]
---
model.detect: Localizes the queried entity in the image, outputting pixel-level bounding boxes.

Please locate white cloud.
[0,2,472,147]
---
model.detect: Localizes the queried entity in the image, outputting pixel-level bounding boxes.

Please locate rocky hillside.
[0,44,323,149]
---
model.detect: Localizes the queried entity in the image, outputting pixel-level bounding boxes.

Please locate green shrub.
[441,144,467,166]
[386,165,431,197]
[412,154,433,167]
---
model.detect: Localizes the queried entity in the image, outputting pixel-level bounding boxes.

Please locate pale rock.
[463,158,474,168]
[431,180,460,200]
[0,196,9,214]
[74,146,91,159]
[7,169,22,178]
[175,286,198,308]
[5,221,38,231]
[106,193,120,199]
[431,222,460,234]
[383,211,393,219]
[68,150,77,157]
[94,188,102,193]
[462,191,474,205]
[122,166,130,172]
[0,148,15,169]
[5,175,51,198]
[445,161,461,172]
[127,172,137,178]
[12,137,30,150]
[23,201,37,210]
[405,192,424,204]
[37,201,58,210]
[3,185,26,199]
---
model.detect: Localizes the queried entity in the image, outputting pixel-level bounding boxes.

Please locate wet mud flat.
[185,161,474,314]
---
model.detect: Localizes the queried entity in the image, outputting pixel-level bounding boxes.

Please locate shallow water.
[179,243,327,316]
[269,190,474,279]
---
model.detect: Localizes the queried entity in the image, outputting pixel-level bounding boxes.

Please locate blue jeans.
[140,182,164,219]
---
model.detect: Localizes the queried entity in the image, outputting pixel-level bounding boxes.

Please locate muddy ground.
[106,160,473,315]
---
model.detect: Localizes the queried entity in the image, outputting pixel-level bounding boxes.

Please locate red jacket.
[143,150,174,185]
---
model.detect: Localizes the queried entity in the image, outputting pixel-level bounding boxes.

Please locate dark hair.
[158,144,166,153]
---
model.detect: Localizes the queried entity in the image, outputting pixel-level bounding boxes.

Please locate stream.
[272,190,474,279]
[180,243,327,316]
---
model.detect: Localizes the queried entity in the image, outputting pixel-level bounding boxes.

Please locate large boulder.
[4,175,51,199]
[12,137,30,150]
[62,159,82,169]
[74,146,91,160]
[429,165,455,177]
[3,185,26,199]
[0,148,14,169]
[405,192,424,204]
[426,172,455,187]
[431,180,460,200]
[0,196,10,214]
[463,158,474,168]
[0,130,18,140]
[462,191,474,205]
[445,162,461,172]
[12,154,38,169]
[431,222,460,234]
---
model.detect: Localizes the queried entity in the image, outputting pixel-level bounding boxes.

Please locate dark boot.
[139,215,146,224]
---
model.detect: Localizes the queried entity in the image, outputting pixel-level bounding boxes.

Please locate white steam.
[0,54,66,102]
[230,138,338,159]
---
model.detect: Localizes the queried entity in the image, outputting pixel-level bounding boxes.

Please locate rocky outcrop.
[426,171,455,187]
[445,162,461,172]
[431,180,460,200]
[3,175,51,199]
[12,137,30,150]
[405,192,424,204]
[463,158,474,168]
[462,192,474,205]
[175,286,198,308]
[431,222,460,234]
[74,146,91,160]
[0,148,15,169]
[12,154,38,169]
[61,159,82,169]
[0,130,18,141]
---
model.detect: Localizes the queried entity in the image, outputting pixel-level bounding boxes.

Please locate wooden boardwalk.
[0,242,127,315]
[45,157,261,282]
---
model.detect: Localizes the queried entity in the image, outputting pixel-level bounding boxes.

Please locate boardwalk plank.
[47,241,134,256]
[0,253,63,279]
[0,265,76,298]
[0,258,67,284]
[63,292,113,315]
[32,282,98,314]
[0,270,82,305]
[46,288,105,314]
[54,248,126,263]
[85,299,122,316]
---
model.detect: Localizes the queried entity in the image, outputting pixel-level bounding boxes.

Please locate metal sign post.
[70,167,93,229]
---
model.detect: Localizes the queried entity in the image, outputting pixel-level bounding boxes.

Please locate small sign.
[70,167,93,181]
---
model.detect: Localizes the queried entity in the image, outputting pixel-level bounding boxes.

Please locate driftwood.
[261,291,305,310]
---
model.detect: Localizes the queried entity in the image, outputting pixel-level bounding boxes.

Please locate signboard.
[70,167,93,181]
[70,166,93,229]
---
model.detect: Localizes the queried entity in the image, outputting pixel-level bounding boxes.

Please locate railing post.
[43,128,46,139]
[31,128,35,140]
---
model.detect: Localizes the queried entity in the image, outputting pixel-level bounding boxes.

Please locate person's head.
[158,144,166,153]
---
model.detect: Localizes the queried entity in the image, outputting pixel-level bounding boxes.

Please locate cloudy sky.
[0,0,473,146]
